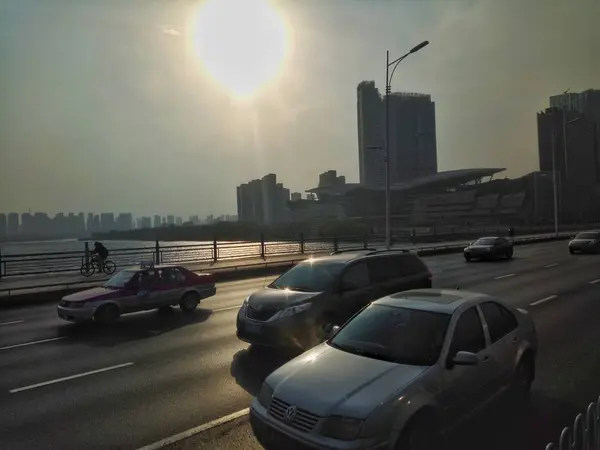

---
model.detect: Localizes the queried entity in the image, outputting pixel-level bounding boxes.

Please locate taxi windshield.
[104,270,137,289]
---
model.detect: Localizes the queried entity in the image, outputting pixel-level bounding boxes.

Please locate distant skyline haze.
[1,0,598,217]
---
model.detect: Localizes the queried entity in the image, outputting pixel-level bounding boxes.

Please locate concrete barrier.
[0,233,574,309]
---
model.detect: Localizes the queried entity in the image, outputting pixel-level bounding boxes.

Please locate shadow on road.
[56,307,213,346]
[230,347,299,396]
[448,391,580,450]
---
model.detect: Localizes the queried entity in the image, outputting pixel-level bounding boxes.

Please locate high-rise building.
[175,216,183,226]
[166,215,175,225]
[537,107,598,187]
[357,82,438,185]
[100,213,116,232]
[153,215,162,228]
[116,213,133,231]
[139,217,152,228]
[236,174,290,224]
[7,213,19,235]
[291,192,302,201]
[189,215,200,225]
[0,213,6,238]
[357,81,385,186]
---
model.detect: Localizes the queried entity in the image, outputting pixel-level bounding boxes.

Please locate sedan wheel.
[94,304,120,324]
[513,356,535,401]
[396,415,440,450]
[179,292,199,312]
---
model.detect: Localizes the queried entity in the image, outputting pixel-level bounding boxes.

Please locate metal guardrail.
[545,396,600,450]
[0,225,592,279]
[0,232,575,297]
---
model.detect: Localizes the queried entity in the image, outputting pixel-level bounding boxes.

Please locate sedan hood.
[570,239,595,246]
[266,343,428,418]
[248,287,320,310]
[63,287,122,302]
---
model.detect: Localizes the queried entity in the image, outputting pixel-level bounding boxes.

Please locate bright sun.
[192,0,289,98]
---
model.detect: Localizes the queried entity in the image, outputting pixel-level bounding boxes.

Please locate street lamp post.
[384,40,429,250]
[552,114,581,236]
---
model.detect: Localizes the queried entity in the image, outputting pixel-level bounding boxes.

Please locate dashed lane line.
[494,273,516,280]
[0,320,24,326]
[530,295,558,307]
[544,263,559,268]
[9,362,135,394]
[0,336,67,351]
[590,279,600,284]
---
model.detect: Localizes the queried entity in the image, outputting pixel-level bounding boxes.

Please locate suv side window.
[341,262,370,290]
[479,301,518,343]
[395,254,428,276]
[448,307,486,357]
[366,256,398,283]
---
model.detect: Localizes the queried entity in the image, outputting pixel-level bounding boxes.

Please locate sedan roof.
[375,288,489,314]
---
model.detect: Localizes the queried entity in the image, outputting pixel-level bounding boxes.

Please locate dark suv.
[236,249,433,350]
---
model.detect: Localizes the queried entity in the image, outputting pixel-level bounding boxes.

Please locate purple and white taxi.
[57,264,217,324]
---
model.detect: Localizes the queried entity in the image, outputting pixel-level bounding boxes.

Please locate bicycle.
[80,256,117,277]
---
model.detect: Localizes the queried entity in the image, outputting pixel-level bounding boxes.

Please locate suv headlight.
[274,303,311,319]
[257,382,274,408]
[242,296,249,307]
[320,416,364,440]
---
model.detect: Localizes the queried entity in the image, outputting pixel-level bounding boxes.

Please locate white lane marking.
[494,273,516,280]
[544,263,559,268]
[0,336,67,351]
[136,408,250,450]
[212,305,241,312]
[0,320,24,326]
[530,295,558,307]
[590,279,600,284]
[9,362,134,394]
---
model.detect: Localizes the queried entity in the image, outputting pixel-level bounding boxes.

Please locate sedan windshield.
[104,270,136,289]
[576,232,599,240]
[474,238,496,246]
[269,261,343,292]
[329,304,451,366]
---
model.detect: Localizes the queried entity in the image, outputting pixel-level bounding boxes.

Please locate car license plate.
[246,323,262,333]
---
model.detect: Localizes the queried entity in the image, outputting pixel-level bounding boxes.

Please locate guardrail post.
[363,232,368,249]
[213,237,218,263]
[260,233,266,259]
[0,247,3,280]
[155,240,160,264]
[300,233,305,254]
[84,242,90,272]
[333,237,338,252]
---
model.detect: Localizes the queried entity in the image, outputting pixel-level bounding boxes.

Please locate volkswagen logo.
[283,405,297,423]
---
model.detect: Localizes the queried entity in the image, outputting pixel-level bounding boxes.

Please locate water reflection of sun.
[191,0,289,99]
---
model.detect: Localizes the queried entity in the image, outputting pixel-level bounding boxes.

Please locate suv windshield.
[329,304,451,366]
[104,270,137,289]
[474,238,496,246]
[576,232,599,240]
[269,260,343,292]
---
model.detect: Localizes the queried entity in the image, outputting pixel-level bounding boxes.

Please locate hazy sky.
[1,0,598,218]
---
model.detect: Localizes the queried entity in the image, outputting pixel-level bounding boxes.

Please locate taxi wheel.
[513,355,535,401]
[94,304,120,324]
[180,292,199,312]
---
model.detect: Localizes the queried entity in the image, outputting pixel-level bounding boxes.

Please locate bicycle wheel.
[102,260,117,274]
[80,262,95,277]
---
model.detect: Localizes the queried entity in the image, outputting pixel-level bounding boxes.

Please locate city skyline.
[1,0,599,217]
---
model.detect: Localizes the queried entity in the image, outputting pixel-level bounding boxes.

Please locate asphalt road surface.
[1,239,600,450]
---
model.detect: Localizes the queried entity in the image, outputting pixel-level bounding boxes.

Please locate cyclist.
[90,241,109,268]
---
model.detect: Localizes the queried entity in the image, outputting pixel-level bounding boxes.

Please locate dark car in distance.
[236,249,433,350]
[569,231,600,254]
[464,237,514,262]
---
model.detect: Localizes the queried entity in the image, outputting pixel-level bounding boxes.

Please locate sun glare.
[192,0,289,99]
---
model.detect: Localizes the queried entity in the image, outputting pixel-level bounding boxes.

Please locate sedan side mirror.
[452,351,479,366]
[325,325,341,339]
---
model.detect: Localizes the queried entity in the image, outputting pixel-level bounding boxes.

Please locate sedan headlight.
[257,382,274,408]
[275,303,311,319]
[321,416,364,440]
[242,296,249,307]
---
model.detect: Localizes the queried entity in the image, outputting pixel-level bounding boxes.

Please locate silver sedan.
[250,288,537,450]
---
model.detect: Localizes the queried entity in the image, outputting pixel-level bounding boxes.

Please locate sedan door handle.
[512,336,520,343]
[482,355,491,363]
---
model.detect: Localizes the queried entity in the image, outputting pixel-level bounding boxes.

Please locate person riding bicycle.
[90,241,109,268]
